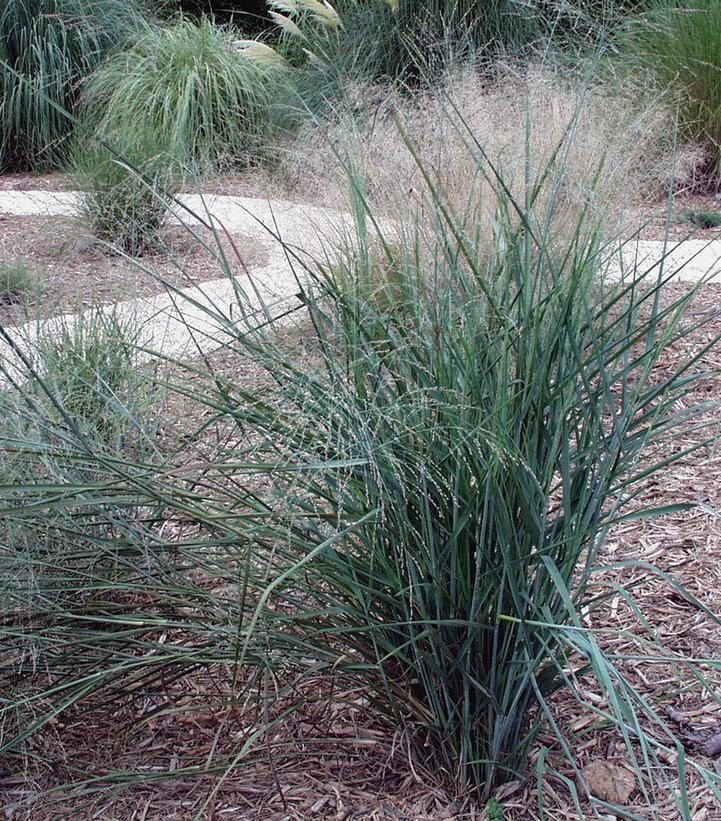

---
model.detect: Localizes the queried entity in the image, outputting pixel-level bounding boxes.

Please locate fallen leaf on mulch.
[580,760,637,805]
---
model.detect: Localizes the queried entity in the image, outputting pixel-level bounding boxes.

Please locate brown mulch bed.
[0,215,269,325]
[2,285,721,819]
[0,172,73,192]
[629,192,721,242]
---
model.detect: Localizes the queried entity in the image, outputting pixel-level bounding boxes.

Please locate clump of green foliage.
[270,0,644,99]
[0,0,146,171]
[271,0,542,95]
[686,208,721,229]
[622,0,721,184]
[74,133,178,256]
[217,145,721,801]
[1,39,721,817]
[79,16,292,172]
[0,258,33,300]
[36,308,160,449]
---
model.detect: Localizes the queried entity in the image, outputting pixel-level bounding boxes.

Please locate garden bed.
[3,282,721,820]
[0,214,268,325]
[629,192,721,241]
[3,1,721,812]
[0,172,73,192]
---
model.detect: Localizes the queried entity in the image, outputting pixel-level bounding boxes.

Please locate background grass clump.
[621,0,721,185]
[74,133,179,256]
[270,0,651,99]
[0,0,146,172]
[0,307,161,455]
[0,258,33,301]
[78,16,292,174]
[36,309,155,445]
[686,207,721,229]
[273,65,689,242]
[269,0,544,101]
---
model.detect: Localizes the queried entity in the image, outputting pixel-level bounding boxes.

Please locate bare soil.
[0,171,73,192]
[0,214,269,325]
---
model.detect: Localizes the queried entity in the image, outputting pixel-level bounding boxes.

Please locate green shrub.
[686,208,721,229]
[79,16,292,172]
[622,0,721,184]
[0,258,33,300]
[0,0,146,171]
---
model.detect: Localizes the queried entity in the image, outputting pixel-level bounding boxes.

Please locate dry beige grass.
[271,66,702,243]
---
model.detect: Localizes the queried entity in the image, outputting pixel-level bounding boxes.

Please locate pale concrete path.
[0,190,355,377]
[2,189,721,377]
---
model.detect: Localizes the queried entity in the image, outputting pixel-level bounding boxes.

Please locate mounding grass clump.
[0,0,146,172]
[622,0,721,184]
[1,103,721,815]
[74,134,179,256]
[686,208,721,229]
[78,16,292,172]
[33,307,160,449]
[204,135,721,803]
[0,258,33,301]
[270,0,645,95]
[39,311,135,425]
[275,66,688,240]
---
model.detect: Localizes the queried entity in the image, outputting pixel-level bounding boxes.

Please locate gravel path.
[0,191,354,378]
[1,189,721,377]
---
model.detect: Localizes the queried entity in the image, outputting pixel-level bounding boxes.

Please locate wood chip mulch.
[627,192,721,242]
[0,215,269,326]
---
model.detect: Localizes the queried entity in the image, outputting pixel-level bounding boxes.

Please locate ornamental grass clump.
[271,0,541,88]
[74,131,179,256]
[271,65,692,239]
[0,0,145,171]
[35,309,152,443]
[210,131,721,801]
[78,16,292,172]
[0,307,161,459]
[0,258,33,301]
[621,0,721,184]
[1,101,721,815]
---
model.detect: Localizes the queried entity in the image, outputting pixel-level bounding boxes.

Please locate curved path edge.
[1,189,721,379]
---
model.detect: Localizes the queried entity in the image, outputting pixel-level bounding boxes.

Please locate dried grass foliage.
[275,67,702,229]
